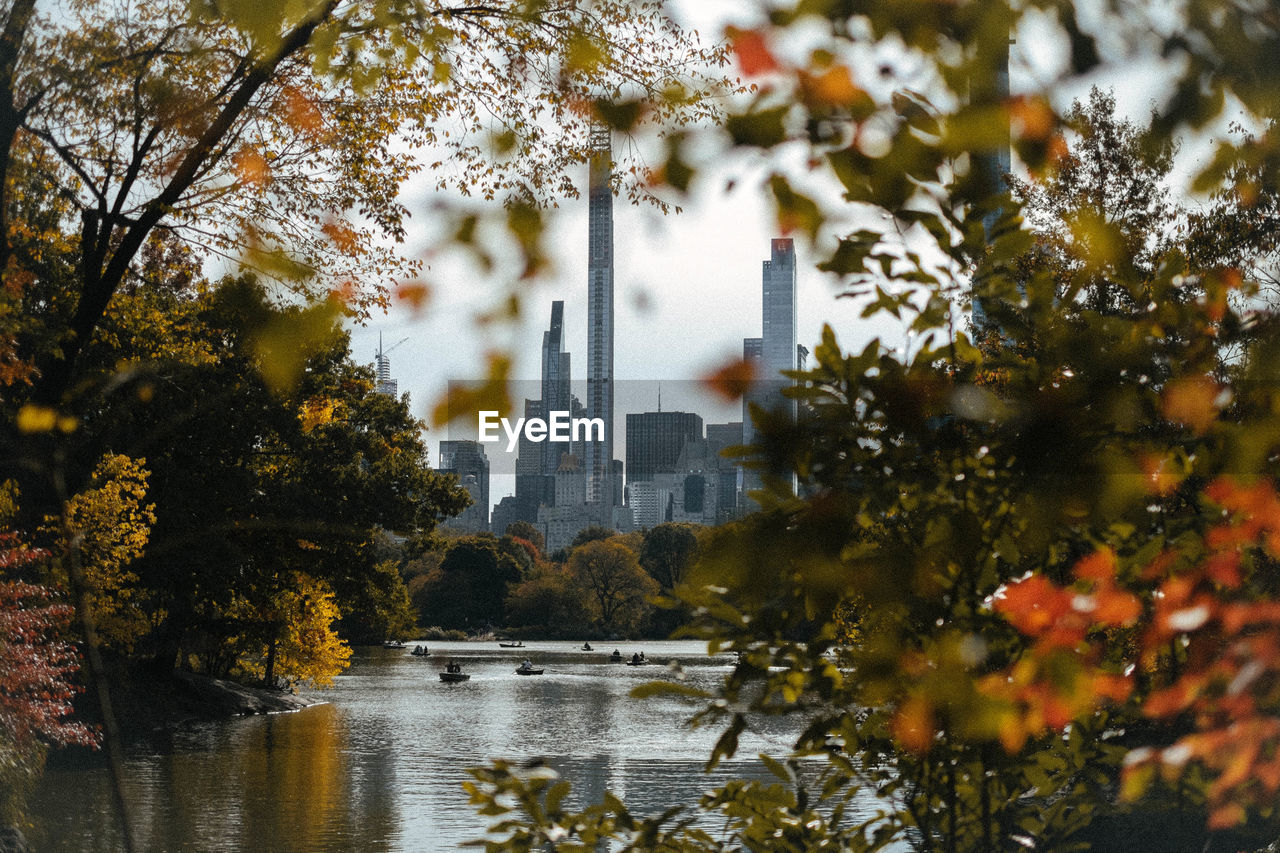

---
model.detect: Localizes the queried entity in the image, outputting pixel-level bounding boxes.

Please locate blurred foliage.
[463,1,1280,851]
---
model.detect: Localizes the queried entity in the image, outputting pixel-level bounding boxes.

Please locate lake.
[27,639,891,851]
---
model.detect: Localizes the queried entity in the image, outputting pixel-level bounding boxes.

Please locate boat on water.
[410,645,429,657]
[581,642,593,651]
[383,640,406,649]
[440,662,469,682]
[610,650,623,663]
[498,641,525,648]
[515,664,544,676]
[626,653,649,666]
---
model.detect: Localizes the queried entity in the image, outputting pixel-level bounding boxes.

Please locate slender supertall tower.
[540,300,571,477]
[584,125,614,509]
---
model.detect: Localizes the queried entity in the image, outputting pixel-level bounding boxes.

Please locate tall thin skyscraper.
[743,239,797,448]
[585,125,614,508]
[540,300,571,477]
[742,238,798,503]
[762,238,798,384]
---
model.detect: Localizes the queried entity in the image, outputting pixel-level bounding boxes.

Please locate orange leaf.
[800,66,868,108]
[1074,548,1116,583]
[1162,376,1220,433]
[395,282,432,312]
[702,357,757,402]
[1008,95,1056,141]
[995,574,1073,637]
[1094,586,1142,627]
[232,148,271,188]
[892,696,935,754]
[728,28,780,77]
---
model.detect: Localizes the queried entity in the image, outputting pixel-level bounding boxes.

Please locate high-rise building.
[762,238,798,384]
[741,239,799,502]
[440,440,490,532]
[625,411,703,484]
[584,125,615,509]
[373,333,406,397]
[742,239,797,446]
[539,301,572,477]
[706,422,743,456]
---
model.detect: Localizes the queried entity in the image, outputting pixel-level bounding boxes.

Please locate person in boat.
[582,642,593,651]
[611,649,622,661]
[520,658,533,670]
[631,652,641,664]
[640,651,646,661]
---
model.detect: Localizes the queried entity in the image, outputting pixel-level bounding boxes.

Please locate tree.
[504,563,589,638]
[502,521,545,557]
[638,522,700,591]
[417,536,521,630]
[567,539,656,635]
[0,0,729,414]
[568,525,616,552]
[0,483,95,824]
[44,454,155,652]
[230,572,352,688]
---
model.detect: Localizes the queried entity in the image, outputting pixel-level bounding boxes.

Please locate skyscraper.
[373,333,406,397]
[741,239,799,502]
[584,125,614,510]
[762,238,798,388]
[539,300,572,477]
[440,440,490,532]
[742,238,797,447]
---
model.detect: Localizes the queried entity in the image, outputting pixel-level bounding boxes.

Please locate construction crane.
[374,333,409,394]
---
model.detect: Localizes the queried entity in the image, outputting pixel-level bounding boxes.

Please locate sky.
[344,1,1213,509]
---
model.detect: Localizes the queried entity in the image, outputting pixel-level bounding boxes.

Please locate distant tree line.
[401,521,708,639]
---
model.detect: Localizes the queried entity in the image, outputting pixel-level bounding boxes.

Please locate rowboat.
[515,666,544,676]
[498,641,525,648]
[439,671,470,682]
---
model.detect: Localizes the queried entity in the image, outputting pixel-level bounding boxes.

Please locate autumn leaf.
[395,281,432,312]
[892,695,936,754]
[727,28,780,77]
[1162,376,1220,433]
[702,357,757,402]
[232,147,272,188]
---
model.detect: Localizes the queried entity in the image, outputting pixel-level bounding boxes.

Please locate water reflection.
[29,640,889,851]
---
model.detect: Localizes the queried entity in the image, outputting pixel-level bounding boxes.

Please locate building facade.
[440,440,490,532]
[624,411,704,484]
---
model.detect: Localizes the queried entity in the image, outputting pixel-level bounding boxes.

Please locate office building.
[625,411,703,484]
[440,440,490,532]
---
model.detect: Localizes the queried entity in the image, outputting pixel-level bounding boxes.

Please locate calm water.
[28,640,889,851]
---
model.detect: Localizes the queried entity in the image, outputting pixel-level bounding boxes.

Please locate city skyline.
[377,225,803,519]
